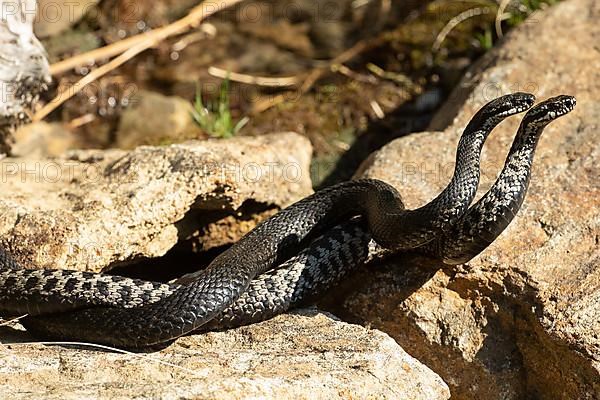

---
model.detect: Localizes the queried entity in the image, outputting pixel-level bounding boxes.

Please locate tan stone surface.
[0,132,313,272]
[0,310,450,400]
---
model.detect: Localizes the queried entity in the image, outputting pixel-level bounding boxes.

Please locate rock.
[342,0,600,399]
[0,310,450,399]
[34,0,100,38]
[11,121,80,158]
[0,0,50,154]
[0,132,312,272]
[115,90,205,149]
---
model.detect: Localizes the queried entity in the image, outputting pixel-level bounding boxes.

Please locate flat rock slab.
[0,310,450,400]
[0,132,312,271]
[348,0,600,399]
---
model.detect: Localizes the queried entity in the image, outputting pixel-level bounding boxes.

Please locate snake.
[207,94,576,329]
[0,93,575,348]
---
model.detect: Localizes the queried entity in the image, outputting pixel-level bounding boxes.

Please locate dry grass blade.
[495,0,513,37]
[208,66,299,88]
[250,38,375,114]
[1,316,201,376]
[0,315,27,326]
[49,2,240,76]
[432,6,495,51]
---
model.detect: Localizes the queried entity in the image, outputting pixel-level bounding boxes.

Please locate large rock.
[343,0,600,399]
[0,310,450,399]
[0,133,312,272]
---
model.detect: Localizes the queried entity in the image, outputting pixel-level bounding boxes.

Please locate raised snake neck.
[204,95,576,330]
[0,93,577,348]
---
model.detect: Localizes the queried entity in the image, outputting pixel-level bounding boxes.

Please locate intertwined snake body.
[0,94,575,348]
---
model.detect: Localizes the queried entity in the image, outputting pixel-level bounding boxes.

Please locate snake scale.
[0,93,575,348]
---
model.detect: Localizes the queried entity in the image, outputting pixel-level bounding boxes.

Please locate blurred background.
[34,0,558,187]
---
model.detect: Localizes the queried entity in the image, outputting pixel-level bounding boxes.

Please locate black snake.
[0,94,575,348]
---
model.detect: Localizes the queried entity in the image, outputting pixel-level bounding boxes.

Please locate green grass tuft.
[192,77,249,139]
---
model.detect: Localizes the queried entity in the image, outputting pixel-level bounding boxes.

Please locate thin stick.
[35,0,244,121]
[208,66,299,88]
[331,64,378,84]
[0,315,28,326]
[50,1,241,76]
[495,0,511,38]
[366,63,415,89]
[432,6,493,51]
[251,39,375,114]
[67,113,96,129]
[0,315,27,357]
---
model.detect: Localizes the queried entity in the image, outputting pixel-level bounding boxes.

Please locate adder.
[0,93,575,348]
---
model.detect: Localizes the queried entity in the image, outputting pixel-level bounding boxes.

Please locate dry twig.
[432,6,494,51]
[208,66,299,88]
[250,39,376,114]
[49,4,236,75]
[35,0,244,121]
[495,0,512,38]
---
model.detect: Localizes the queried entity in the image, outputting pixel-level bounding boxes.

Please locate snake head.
[479,92,537,120]
[521,95,576,128]
[488,92,537,118]
[464,92,536,136]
